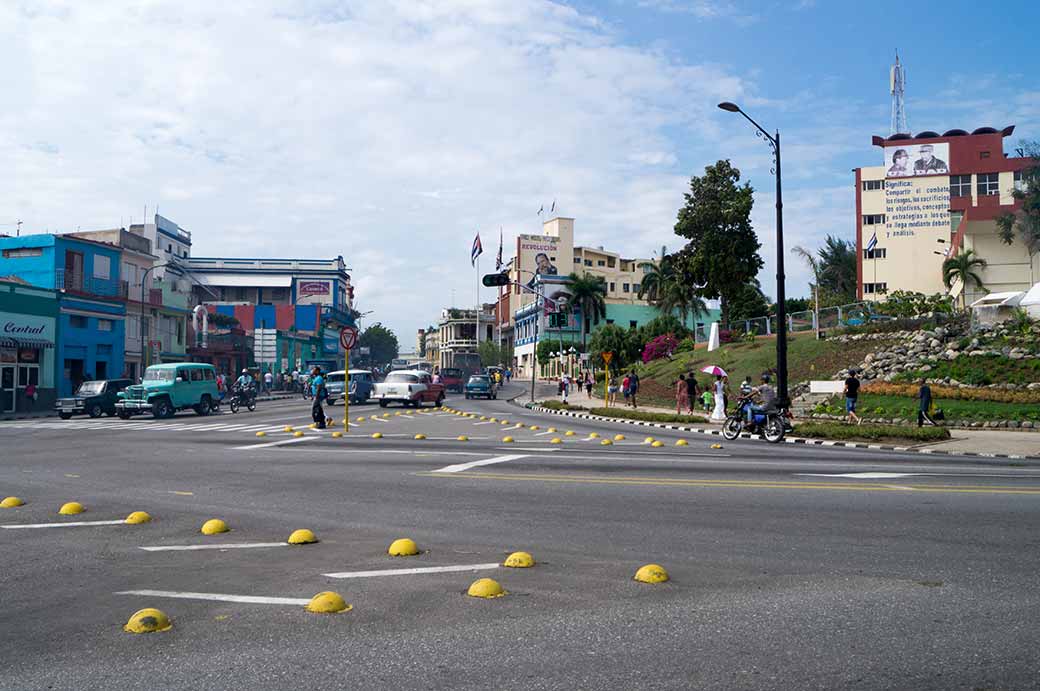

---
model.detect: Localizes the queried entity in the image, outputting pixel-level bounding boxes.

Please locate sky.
[4,0,1039,346]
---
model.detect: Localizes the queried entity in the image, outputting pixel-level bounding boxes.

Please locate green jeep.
[116,363,220,419]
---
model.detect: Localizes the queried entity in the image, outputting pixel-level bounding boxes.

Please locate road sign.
[339,326,358,350]
[602,351,613,364]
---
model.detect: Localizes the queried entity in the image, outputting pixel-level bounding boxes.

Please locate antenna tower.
[890,52,908,135]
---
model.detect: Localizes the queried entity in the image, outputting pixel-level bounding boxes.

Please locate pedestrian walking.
[675,373,689,415]
[622,374,631,405]
[584,371,593,398]
[710,375,726,421]
[561,373,571,402]
[685,374,698,415]
[917,379,936,427]
[844,369,862,425]
[505,368,512,383]
[608,374,619,407]
[310,366,327,428]
[701,387,713,413]
[628,370,639,408]
[263,370,273,394]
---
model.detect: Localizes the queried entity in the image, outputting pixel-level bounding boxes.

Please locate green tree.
[208,312,239,329]
[997,140,1040,261]
[791,245,822,339]
[358,323,399,366]
[942,249,987,310]
[638,315,689,343]
[638,251,707,327]
[673,160,763,323]
[816,235,857,304]
[588,323,641,371]
[563,272,608,352]
[477,340,503,367]
[726,280,770,323]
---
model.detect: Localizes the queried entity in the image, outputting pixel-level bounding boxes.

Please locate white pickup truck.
[373,370,446,408]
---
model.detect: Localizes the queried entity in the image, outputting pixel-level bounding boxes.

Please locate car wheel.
[378,400,388,408]
[195,396,212,416]
[59,412,72,420]
[118,412,131,420]
[88,404,103,418]
[153,398,174,419]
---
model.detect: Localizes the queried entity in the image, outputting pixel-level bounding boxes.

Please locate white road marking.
[432,453,530,474]
[799,472,918,479]
[534,431,554,436]
[2,519,127,530]
[324,562,501,579]
[472,421,495,426]
[115,590,311,606]
[503,424,523,431]
[139,542,288,552]
[232,436,318,450]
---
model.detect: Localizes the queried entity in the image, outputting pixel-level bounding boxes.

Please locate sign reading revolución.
[884,177,950,238]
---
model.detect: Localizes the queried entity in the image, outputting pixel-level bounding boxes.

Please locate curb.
[520,404,1040,462]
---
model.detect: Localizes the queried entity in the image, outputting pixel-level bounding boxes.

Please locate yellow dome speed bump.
[201,518,229,535]
[501,436,514,443]
[588,432,599,439]
[634,564,670,584]
[356,416,365,422]
[467,577,506,598]
[529,425,540,431]
[58,502,84,515]
[488,418,497,423]
[651,440,664,448]
[503,551,535,568]
[547,427,557,433]
[331,431,342,438]
[293,431,305,438]
[457,435,469,441]
[676,439,689,447]
[414,433,427,440]
[308,423,316,429]
[711,443,723,449]
[306,591,351,614]
[371,432,383,439]
[125,511,152,525]
[644,436,655,444]
[1,496,25,508]
[550,437,562,445]
[255,431,267,437]
[614,434,626,441]
[388,538,420,556]
[600,439,613,446]
[284,426,294,433]
[564,430,576,437]
[124,608,172,634]
[287,529,318,545]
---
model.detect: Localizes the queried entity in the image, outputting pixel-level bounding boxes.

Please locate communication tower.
[890,52,908,135]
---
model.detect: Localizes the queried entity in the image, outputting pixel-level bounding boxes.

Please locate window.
[573,257,581,264]
[629,320,638,329]
[622,283,630,293]
[2,248,42,258]
[863,248,887,259]
[863,282,888,295]
[977,173,999,196]
[97,319,113,332]
[862,214,885,225]
[190,368,203,382]
[126,316,140,340]
[597,260,605,267]
[93,255,111,279]
[605,319,614,325]
[1014,170,1026,192]
[607,258,616,268]
[950,174,971,197]
[203,368,215,381]
[609,282,615,292]
[584,259,592,267]
[862,179,884,191]
[167,244,173,253]
[980,151,991,159]
[70,315,87,328]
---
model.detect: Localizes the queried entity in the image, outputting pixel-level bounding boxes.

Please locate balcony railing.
[56,269,128,299]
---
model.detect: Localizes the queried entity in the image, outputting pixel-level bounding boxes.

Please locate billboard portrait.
[518,234,559,289]
[885,142,950,178]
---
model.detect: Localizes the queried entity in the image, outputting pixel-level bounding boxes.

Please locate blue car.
[464,374,497,400]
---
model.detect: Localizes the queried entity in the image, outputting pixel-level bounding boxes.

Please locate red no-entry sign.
[339,326,358,350]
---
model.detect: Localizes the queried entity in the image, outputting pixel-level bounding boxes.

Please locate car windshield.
[77,381,105,395]
[386,372,419,383]
[326,373,345,383]
[143,368,176,382]
[468,376,489,384]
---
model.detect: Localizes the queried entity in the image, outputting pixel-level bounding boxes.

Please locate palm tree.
[791,245,821,339]
[942,249,988,310]
[638,253,706,328]
[564,272,608,352]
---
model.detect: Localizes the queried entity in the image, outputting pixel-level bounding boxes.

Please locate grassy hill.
[634,334,895,408]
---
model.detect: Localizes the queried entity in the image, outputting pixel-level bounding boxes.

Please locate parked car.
[56,378,133,419]
[372,369,445,408]
[464,374,497,400]
[440,367,465,393]
[116,363,220,419]
[325,369,376,405]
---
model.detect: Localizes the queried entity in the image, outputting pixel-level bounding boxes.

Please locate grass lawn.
[815,393,1040,423]
[637,335,896,408]
[896,354,1040,386]
[793,421,950,443]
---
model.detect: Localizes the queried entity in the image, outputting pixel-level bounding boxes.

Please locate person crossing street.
[310,366,328,428]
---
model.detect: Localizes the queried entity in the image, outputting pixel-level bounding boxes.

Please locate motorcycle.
[722,395,786,443]
[228,384,257,414]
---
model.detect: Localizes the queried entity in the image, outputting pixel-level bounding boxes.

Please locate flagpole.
[475,252,480,364]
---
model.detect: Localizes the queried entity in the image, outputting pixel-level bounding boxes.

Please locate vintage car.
[372,369,445,408]
[439,367,465,393]
[325,369,376,405]
[464,374,497,400]
[115,363,220,419]
[56,378,133,419]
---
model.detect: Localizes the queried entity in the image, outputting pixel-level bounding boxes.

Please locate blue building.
[0,234,126,396]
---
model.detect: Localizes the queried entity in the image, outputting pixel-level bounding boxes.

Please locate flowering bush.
[642,333,679,363]
[676,337,696,353]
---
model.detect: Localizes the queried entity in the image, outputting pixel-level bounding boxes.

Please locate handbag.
[932,408,945,421]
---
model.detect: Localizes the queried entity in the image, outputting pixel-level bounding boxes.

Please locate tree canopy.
[997,140,1040,256]
[563,272,608,350]
[673,160,763,322]
[357,323,399,365]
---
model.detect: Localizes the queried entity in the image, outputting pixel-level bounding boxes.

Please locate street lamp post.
[139,263,171,372]
[718,101,789,407]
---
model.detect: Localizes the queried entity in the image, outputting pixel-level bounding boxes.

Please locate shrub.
[862,381,1040,404]
[642,333,679,363]
[676,337,696,353]
[586,407,706,424]
[794,422,950,442]
[537,400,588,411]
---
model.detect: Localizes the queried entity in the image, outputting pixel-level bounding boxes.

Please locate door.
[1,366,14,413]
[65,251,84,292]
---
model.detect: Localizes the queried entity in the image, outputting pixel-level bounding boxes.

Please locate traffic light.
[482,272,511,287]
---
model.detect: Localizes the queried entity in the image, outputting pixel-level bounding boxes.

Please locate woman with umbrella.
[702,365,728,422]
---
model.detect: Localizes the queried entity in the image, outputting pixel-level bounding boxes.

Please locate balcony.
[56,269,128,300]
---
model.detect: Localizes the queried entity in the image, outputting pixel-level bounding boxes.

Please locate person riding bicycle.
[746,373,777,424]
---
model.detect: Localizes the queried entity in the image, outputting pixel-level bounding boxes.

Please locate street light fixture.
[717,101,789,407]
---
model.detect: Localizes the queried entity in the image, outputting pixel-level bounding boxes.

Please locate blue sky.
[3,1,1038,344]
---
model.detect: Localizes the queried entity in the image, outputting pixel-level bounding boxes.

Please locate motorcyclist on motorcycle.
[746,373,777,426]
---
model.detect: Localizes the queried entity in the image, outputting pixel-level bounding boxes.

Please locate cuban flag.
[866,232,877,253]
[471,233,483,267]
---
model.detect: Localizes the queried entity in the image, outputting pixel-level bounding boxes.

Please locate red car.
[439,367,465,393]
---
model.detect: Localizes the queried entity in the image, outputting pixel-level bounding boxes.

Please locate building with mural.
[856,126,1037,306]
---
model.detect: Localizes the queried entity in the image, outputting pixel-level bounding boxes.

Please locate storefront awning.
[0,337,54,349]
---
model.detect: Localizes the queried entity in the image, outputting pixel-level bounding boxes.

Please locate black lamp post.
[718,101,789,407]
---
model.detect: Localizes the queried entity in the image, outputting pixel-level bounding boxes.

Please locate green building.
[0,279,59,415]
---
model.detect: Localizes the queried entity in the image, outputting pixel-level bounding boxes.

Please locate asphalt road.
[1,384,1039,690]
